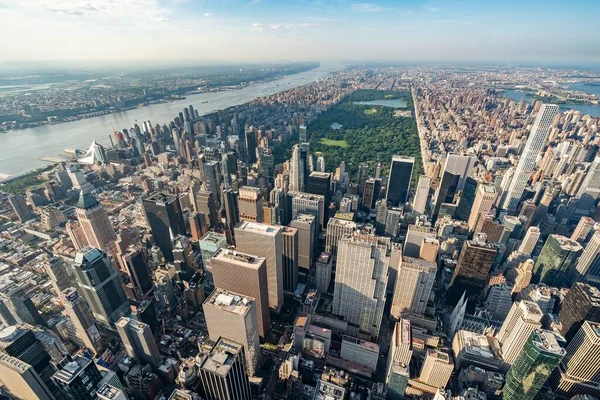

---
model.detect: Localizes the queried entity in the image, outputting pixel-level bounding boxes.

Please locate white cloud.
[251,22,264,32]
[204,12,212,17]
[268,22,320,30]
[351,3,384,12]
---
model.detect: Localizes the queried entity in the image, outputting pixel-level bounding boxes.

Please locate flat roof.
[235,221,281,236]
[213,248,265,267]
[200,338,244,376]
[205,288,254,316]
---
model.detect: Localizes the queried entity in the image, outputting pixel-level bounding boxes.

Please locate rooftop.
[333,212,355,221]
[97,384,124,400]
[200,338,244,376]
[235,220,281,236]
[401,256,436,271]
[53,356,93,384]
[143,192,178,204]
[293,213,316,223]
[309,171,331,178]
[551,234,584,252]
[214,248,265,267]
[317,252,331,264]
[205,288,254,316]
[342,335,379,352]
[427,349,452,365]
[531,329,565,356]
[199,231,227,244]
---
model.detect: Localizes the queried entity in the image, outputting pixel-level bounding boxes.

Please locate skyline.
[1,0,600,65]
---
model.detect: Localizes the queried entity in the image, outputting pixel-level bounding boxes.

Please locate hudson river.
[0,65,337,177]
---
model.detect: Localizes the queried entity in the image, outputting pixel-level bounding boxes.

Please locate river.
[0,65,338,177]
[504,88,600,118]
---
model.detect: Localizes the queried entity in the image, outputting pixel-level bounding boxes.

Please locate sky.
[0,0,599,66]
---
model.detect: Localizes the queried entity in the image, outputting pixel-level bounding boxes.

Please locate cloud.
[251,22,264,32]
[204,12,212,17]
[423,5,440,13]
[351,3,385,12]
[268,22,321,30]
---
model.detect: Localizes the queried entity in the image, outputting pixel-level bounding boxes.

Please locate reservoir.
[0,65,337,177]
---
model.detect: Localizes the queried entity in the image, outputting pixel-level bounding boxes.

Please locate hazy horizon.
[0,0,599,66]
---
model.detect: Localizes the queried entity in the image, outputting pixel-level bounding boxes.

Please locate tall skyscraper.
[362,178,381,211]
[449,234,497,301]
[533,234,583,287]
[289,191,325,230]
[210,249,270,338]
[440,153,477,192]
[571,216,596,244]
[52,355,103,400]
[412,175,431,215]
[325,216,356,254]
[307,172,331,215]
[116,317,161,367]
[0,326,59,399]
[72,248,129,328]
[120,247,153,301]
[0,283,44,327]
[575,231,600,281]
[61,288,102,353]
[197,338,252,400]
[333,234,390,339]
[503,329,565,400]
[8,194,34,222]
[315,252,333,294]
[222,188,240,236]
[244,129,258,165]
[467,184,497,231]
[431,170,460,221]
[75,192,117,257]
[281,227,299,292]
[234,221,283,313]
[386,320,412,400]
[496,300,543,365]
[418,349,454,389]
[518,226,541,256]
[203,161,222,204]
[501,104,559,212]
[455,176,478,221]
[203,289,261,376]
[237,186,263,222]
[390,256,436,319]
[576,156,600,209]
[385,155,415,206]
[0,352,55,400]
[290,214,316,272]
[289,144,310,192]
[558,283,600,341]
[142,192,186,261]
[550,321,600,399]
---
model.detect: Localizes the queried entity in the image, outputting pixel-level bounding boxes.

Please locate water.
[0,65,337,176]
[330,122,343,130]
[352,99,408,108]
[504,89,600,118]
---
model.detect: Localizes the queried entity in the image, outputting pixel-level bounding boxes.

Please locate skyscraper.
[390,256,436,319]
[576,156,600,209]
[0,283,44,327]
[120,247,153,301]
[362,178,381,211]
[75,192,117,258]
[449,234,497,301]
[550,321,600,399]
[307,171,331,215]
[333,234,390,339]
[289,144,310,193]
[8,194,34,223]
[412,175,431,215]
[418,349,454,389]
[575,231,600,281]
[197,338,252,400]
[203,289,261,376]
[325,216,356,254]
[0,352,55,400]
[210,248,270,338]
[72,248,129,328]
[571,216,596,244]
[503,329,565,400]
[385,155,415,206]
[61,288,102,353]
[234,221,283,313]
[558,283,600,341]
[315,252,333,294]
[52,355,103,400]
[496,300,543,365]
[202,161,222,206]
[289,191,325,230]
[386,319,412,400]
[281,227,299,293]
[237,186,263,222]
[518,226,541,256]
[455,176,478,222]
[501,104,559,212]
[467,184,497,231]
[222,188,240,237]
[290,214,316,272]
[533,234,583,287]
[142,192,186,261]
[116,317,161,367]
[440,153,477,192]
[245,129,258,165]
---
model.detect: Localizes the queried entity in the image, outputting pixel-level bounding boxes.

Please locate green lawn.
[364,107,378,115]
[319,138,350,148]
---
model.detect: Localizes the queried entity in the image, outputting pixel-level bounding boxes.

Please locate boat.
[201,101,209,104]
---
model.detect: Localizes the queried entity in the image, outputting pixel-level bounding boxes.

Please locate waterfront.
[504,88,600,118]
[0,65,337,177]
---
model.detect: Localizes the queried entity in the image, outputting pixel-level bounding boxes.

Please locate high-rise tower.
[75,192,117,258]
[386,156,414,207]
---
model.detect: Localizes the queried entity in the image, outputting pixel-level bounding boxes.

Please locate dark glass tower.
[52,355,102,400]
[558,283,600,341]
[142,192,186,261]
[455,177,478,221]
[385,156,415,207]
[431,171,460,221]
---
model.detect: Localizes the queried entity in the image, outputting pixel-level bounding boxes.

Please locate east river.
[0,65,338,177]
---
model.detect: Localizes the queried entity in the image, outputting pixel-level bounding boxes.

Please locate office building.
[210,249,270,338]
[193,188,218,228]
[142,192,186,261]
[339,335,379,373]
[577,157,600,209]
[202,161,222,205]
[455,176,478,222]
[197,338,252,400]
[97,384,128,400]
[441,153,477,192]
[572,217,596,244]
[485,282,514,320]
[116,318,161,367]
[452,330,504,372]
[467,184,497,231]
[222,188,239,235]
[418,349,454,389]
[75,192,117,257]
[333,234,390,339]
[501,104,559,211]
[449,234,497,300]
[496,300,543,364]
[203,289,260,376]
[325,217,356,254]
[390,256,436,318]
[289,144,310,193]
[386,320,413,400]
[0,283,44,327]
[518,226,541,256]
[120,248,153,301]
[558,283,600,341]
[9,194,34,222]
[0,326,59,399]
[290,191,325,229]
[362,178,381,211]
[290,214,316,271]
[576,231,600,280]
[432,170,460,221]
[52,355,103,400]
[534,234,583,287]
[315,252,332,294]
[72,248,129,328]
[550,321,600,399]
[235,221,283,313]
[281,227,299,292]
[412,175,431,215]
[199,232,227,268]
[237,186,263,222]
[404,224,436,258]
[313,379,345,400]
[245,129,258,164]
[386,155,415,206]
[61,288,102,353]
[503,329,565,400]
[307,172,331,217]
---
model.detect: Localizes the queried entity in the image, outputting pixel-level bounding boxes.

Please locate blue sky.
[0,0,599,65]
